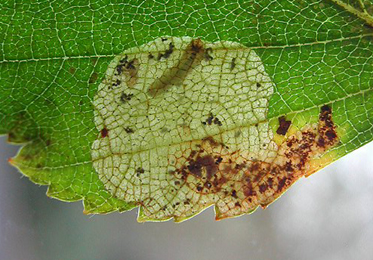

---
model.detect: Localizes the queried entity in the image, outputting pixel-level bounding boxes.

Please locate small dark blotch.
[207,114,214,125]
[267,177,273,188]
[276,116,291,135]
[204,47,213,61]
[120,93,133,103]
[259,183,267,193]
[256,83,261,88]
[91,58,98,66]
[230,58,236,71]
[158,42,174,60]
[234,131,241,137]
[231,190,238,198]
[235,202,241,207]
[196,185,203,192]
[89,72,98,83]
[321,104,331,113]
[119,55,128,64]
[213,117,222,126]
[160,127,169,133]
[363,24,373,30]
[136,167,145,176]
[112,79,121,86]
[126,59,136,70]
[278,177,287,191]
[174,181,180,186]
[215,157,223,164]
[285,161,293,172]
[161,38,168,42]
[148,53,154,59]
[116,64,123,75]
[101,127,108,138]
[325,130,337,140]
[190,39,203,53]
[69,67,76,74]
[125,127,134,134]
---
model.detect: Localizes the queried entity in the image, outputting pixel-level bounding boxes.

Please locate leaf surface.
[0,0,372,222]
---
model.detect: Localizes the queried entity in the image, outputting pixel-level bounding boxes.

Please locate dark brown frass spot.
[158,42,174,60]
[204,47,213,61]
[120,93,133,103]
[317,104,337,147]
[116,56,139,87]
[230,58,236,71]
[136,167,145,176]
[124,127,134,134]
[112,79,121,86]
[202,113,222,126]
[101,127,108,138]
[276,116,291,135]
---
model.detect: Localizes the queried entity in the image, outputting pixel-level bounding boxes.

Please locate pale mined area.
[91,37,337,222]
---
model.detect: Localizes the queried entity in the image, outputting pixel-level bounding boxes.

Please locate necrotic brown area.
[100,127,108,138]
[171,105,339,219]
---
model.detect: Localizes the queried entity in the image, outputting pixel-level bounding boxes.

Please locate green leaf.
[0,0,372,222]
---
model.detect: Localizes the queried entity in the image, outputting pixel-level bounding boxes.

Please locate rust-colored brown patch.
[171,105,339,219]
[276,116,291,135]
[89,72,99,83]
[68,67,76,74]
[101,127,108,138]
[148,39,205,97]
